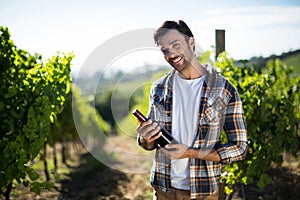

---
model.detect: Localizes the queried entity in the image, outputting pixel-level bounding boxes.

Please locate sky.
[1,0,300,75]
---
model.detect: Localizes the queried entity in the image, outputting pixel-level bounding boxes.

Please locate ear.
[189,37,195,51]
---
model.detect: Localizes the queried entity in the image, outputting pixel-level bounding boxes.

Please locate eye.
[172,43,180,49]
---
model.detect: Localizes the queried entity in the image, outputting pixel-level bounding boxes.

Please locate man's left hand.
[161,144,189,160]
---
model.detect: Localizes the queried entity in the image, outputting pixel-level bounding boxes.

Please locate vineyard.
[1,25,300,200]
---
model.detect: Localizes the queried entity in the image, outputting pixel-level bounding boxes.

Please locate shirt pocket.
[203,96,226,125]
[152,102,172,124]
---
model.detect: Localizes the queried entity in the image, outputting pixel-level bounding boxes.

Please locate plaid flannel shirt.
[145,65,248,199]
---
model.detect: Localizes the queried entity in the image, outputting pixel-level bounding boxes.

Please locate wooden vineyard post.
[215,29,225,61]
[216,29,225,199]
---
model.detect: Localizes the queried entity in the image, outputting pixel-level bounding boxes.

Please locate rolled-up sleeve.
[214,90,248,164]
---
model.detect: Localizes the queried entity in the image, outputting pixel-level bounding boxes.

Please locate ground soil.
[2,135,300,200]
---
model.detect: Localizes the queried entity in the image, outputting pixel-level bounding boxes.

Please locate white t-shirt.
[171,71,206,190]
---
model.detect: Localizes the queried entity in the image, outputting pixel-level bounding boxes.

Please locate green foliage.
[198,50,214,66]
[216,52,300,193]
[72,86,111,136]
[0,26,73,195]
[49,89,77,146]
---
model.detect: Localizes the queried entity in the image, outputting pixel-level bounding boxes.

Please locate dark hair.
[153,20,194,46]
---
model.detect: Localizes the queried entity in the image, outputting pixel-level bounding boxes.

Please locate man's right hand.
[136,120,162,150]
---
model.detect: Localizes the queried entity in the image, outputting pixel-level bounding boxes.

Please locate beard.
[168,54,192,72]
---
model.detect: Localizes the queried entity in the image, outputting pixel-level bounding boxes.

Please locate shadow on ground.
[58,152,129,200]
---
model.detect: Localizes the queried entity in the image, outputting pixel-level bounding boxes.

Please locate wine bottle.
[132,109,178,147]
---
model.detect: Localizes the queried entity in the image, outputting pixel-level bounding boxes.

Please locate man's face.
[158,29,194,72]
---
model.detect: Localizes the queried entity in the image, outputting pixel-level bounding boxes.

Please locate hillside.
[281,50,300,77]
[237,49,300,77]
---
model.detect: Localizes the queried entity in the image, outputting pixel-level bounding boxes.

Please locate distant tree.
[95,89,136,129]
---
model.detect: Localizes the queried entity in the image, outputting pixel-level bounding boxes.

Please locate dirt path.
[58,152,152,200]
[7,135,154,200]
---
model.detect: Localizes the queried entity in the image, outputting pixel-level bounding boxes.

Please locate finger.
[143,122,159,137]
[141,119,152,126]
[136,119,152,132]
[164,144,179,151]
[152,131,162,140]
[137,122,159,142]
[164,144,175,149]
[147,131,162,143]
[143,124,161,141]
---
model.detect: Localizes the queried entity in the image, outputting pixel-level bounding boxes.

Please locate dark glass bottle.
[132,109,178,147]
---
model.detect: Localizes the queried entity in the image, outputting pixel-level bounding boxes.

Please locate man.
[137,20,247,200]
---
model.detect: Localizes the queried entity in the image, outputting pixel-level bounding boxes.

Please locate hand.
[136,120,162,148]
[161,143,189,160]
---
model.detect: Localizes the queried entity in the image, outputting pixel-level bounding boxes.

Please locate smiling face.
[158,29,195,73]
